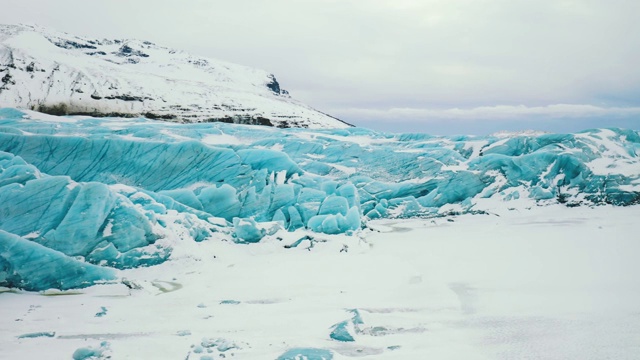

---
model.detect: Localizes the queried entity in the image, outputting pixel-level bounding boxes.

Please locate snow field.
[1,204,639,359]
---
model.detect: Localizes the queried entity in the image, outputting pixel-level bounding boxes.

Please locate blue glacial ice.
[329,309,364,342]
[72,341,111,360]
[0,107,639,290]
[0,230,116,291]
[277,348,334,360]
[17,331,56,339]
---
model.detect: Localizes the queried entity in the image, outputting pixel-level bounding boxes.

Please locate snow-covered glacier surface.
[1,107,639,290]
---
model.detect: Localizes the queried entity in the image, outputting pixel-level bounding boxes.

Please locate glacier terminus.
[0,108,638,291]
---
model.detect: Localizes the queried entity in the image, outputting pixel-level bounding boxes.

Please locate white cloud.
[335,104,640,121]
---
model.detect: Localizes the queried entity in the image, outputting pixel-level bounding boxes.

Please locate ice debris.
[220,300,241,305]
[72,341,111,360]
[95,306,108,317]
[277,348,334,360]
[1,108,639,290]
[330,309,364,342]
[17,331,55,339]
[187,338,243,359]
[233,218,266,243]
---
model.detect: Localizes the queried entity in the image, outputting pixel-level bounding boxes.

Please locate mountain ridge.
[0,24,351,128]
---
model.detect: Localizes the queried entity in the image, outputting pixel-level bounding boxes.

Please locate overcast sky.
[2,0,639,134]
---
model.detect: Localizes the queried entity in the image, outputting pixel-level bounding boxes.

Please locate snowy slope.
[0,24,350,128]
[1,108,639,292]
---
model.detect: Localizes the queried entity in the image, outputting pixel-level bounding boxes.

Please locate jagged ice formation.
[0,108,639,290]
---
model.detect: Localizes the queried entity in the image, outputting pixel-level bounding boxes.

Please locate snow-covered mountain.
[0,24,349,128]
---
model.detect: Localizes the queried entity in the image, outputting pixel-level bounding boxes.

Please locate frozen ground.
[2,203,639,359]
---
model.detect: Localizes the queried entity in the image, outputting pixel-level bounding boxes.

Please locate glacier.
[0,107,639,290]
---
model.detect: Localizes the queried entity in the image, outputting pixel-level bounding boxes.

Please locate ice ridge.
[1,108,638,290]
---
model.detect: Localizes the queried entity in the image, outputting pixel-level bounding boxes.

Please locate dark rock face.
[53,39,97,50]
[117,45,149,58]
[103,94,151,102]
[266,74,283,94]
[143,112,177,120]
[214,115,275,127]
[36,103,69,116]
[0,73,15,91]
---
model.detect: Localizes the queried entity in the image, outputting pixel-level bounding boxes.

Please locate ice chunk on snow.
[17,331,55,339]
[233,218,265,243]
[72,341,111,360]
[277,348,334,360]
